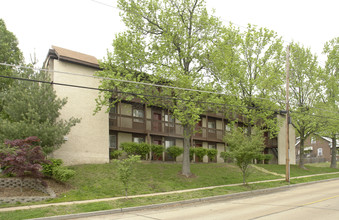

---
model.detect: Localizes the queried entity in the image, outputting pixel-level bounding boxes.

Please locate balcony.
[265,137,278,148]
[109,113,224,142]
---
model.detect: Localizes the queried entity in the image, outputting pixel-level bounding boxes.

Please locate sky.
[1,0,338,67]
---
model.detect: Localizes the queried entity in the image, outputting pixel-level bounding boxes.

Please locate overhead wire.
[0,62,285,103]
[1,0,335,119]
[0,73,282,113]
[1,73,338,121]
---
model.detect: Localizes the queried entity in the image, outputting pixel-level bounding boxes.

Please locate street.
[72,179,339,220]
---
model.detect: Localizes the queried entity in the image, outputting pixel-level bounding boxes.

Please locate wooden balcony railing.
[109,113,224,142]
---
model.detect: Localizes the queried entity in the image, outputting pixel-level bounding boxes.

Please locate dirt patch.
[44,179,73,196]
[177,172,197,179]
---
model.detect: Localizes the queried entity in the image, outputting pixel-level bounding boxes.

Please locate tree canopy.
[288,42,322,168]
[96,0,224,176]
[317,37,339,168]
[0,66,80,154]
[0,19,24,111]
[210,24,285,136]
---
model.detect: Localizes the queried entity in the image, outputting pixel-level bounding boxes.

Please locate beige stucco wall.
[49,59,109,165]
[120,103,132,128]
[216,119,222,130]
[118,132,132,149]
[278,114,296,165]
[216,143,225,163]
[146,107,152,119]
[202,142,208,163]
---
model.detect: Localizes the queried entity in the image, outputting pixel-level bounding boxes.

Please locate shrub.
[52,166,75,182]
[113,155,140,197]
[207,149,218,162]
[151,144,164,156]
[189,148,195,161]
[224,126,265,184]
[151,144,164,160]
[42,159,63,177]
[166,146,183,160]
[110,150,124,159]
[120,142,138,155]
[120,142,150,159]
[42,158,75,182]
[194,148,208,162]
[257,154,273,164]
[138,143,151,159]
[220,151,230,162]
[0,137,50,187]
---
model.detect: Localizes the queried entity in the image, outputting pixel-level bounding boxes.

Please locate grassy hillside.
[58,162,278,202]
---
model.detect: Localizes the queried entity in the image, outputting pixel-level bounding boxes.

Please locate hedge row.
[111,142,219,162]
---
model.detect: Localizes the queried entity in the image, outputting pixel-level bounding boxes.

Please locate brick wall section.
[0,178,56,204]
[296,136,337,162]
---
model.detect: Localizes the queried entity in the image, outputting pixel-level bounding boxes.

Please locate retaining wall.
[0,178,56,204]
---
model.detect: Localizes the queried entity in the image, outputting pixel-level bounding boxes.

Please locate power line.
[1,62,337,115]
[0,62,285,103]
[90,0,117,9]
[2,73,338,121]
[0,74,282,113]
[3,62,336,115]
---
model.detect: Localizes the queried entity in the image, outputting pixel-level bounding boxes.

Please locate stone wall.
[0,178,56,204]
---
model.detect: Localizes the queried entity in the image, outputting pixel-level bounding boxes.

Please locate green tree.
[211,24,285,137]
[0,67,80,154]
[223,126,265,184]
[96,0,223,177]
[318,37,339,168]
[0,19,24,111]
[113,155,140,197]
[288,42,322,169]
[166,146,184,160]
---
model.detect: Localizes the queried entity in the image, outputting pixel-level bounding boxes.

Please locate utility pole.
[285,45,290,182]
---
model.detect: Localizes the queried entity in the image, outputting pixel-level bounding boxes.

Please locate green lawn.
[54,162,279,202]
[255,163,339,177]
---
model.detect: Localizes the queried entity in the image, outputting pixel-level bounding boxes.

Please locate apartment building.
[43,46,296,165]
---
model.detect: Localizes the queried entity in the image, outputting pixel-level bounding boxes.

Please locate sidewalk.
[1,171,339,213]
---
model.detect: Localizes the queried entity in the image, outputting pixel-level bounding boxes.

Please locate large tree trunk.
[330,135,337,168]
[299,137,305,169]
[182,125,192,177]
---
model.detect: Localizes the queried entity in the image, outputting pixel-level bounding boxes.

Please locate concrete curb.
[29,177,339,220]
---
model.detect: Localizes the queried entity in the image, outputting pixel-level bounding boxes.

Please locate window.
[109,134,117,149]
[311,137,316,144]
[133,136,145,143]
[165,138,175,149]
[208,121,216,129]
[208,143,216,149]
[164,114,175,127]
[133,108,144,123]
[317,148,323,157]
[109,105,117,119]
[109,99,117,119]
[208,119,216,133]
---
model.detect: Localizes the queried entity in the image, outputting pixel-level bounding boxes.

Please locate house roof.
[45,46,100,69]
[295,136,339,148]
